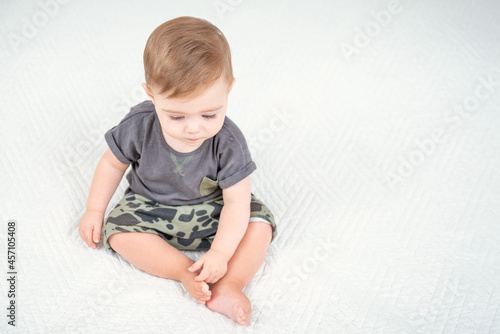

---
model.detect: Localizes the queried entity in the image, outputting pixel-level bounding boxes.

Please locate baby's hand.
[78,211,104,249]
[188,249,229,284]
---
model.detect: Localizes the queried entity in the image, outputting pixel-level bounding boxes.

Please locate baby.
[78,16,276,326]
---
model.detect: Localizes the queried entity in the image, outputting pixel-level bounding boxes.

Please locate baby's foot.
[181,275,211,304]
[206,282,251,325]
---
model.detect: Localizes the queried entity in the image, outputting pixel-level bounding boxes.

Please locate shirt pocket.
[199,176,219,196]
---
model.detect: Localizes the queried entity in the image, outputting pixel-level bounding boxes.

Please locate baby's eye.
[203,114,216,119]
[169,115,184,120]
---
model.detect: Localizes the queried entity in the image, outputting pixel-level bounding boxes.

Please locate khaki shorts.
[103,192,276,252]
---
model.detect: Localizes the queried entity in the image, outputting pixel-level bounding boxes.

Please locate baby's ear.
[142,83,155,102]
[228,78,236,94]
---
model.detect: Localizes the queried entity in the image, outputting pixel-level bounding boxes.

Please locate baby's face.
[149,77,234,153]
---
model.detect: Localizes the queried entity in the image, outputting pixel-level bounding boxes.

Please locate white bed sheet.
[1,0,499,333]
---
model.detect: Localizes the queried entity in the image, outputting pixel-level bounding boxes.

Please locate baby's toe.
[194,282,211,299]
[236,306,249,325]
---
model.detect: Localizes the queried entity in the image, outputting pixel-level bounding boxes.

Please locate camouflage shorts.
[103,192,277,252]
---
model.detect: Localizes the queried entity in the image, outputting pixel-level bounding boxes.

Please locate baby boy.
[78,16,277,326]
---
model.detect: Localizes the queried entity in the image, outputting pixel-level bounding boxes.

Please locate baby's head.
[143,16,234,99]
[142,17,236,152]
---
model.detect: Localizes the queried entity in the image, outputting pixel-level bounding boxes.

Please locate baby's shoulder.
[212,117,251,157]
[217,116,247,142]
[119,100,156,124]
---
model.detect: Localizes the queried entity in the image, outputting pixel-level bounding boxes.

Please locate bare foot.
[206,282,251,325]
[181,274,211,304]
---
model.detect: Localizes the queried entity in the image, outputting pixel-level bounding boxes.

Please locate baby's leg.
[207,222,272,325]
[108,232,211,304]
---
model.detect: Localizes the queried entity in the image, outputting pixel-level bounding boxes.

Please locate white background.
[1,0,500,333]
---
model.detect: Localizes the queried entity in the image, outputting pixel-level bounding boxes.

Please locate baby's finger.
[209,274,221,284]
[188,259,203,273]
[85,229,97,248]
[201,270,216,284]
[195,268,210,282]
[93,226,101,244]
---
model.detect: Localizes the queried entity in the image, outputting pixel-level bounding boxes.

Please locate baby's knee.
[107,232,135,251]
[248,221,273,237]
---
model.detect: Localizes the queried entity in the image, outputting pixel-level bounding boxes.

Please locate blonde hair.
[143,16,234,98]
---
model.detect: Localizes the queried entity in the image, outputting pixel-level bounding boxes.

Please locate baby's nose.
[185,121,201,133]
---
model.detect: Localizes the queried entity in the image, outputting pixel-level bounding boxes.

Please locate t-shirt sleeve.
[104,113,145,164]
[217,119,257,189]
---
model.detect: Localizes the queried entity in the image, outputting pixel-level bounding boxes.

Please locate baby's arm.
[78,148,129,248]
[188,176,251,283]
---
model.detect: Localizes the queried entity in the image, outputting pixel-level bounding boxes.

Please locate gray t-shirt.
[105,100,256,205]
